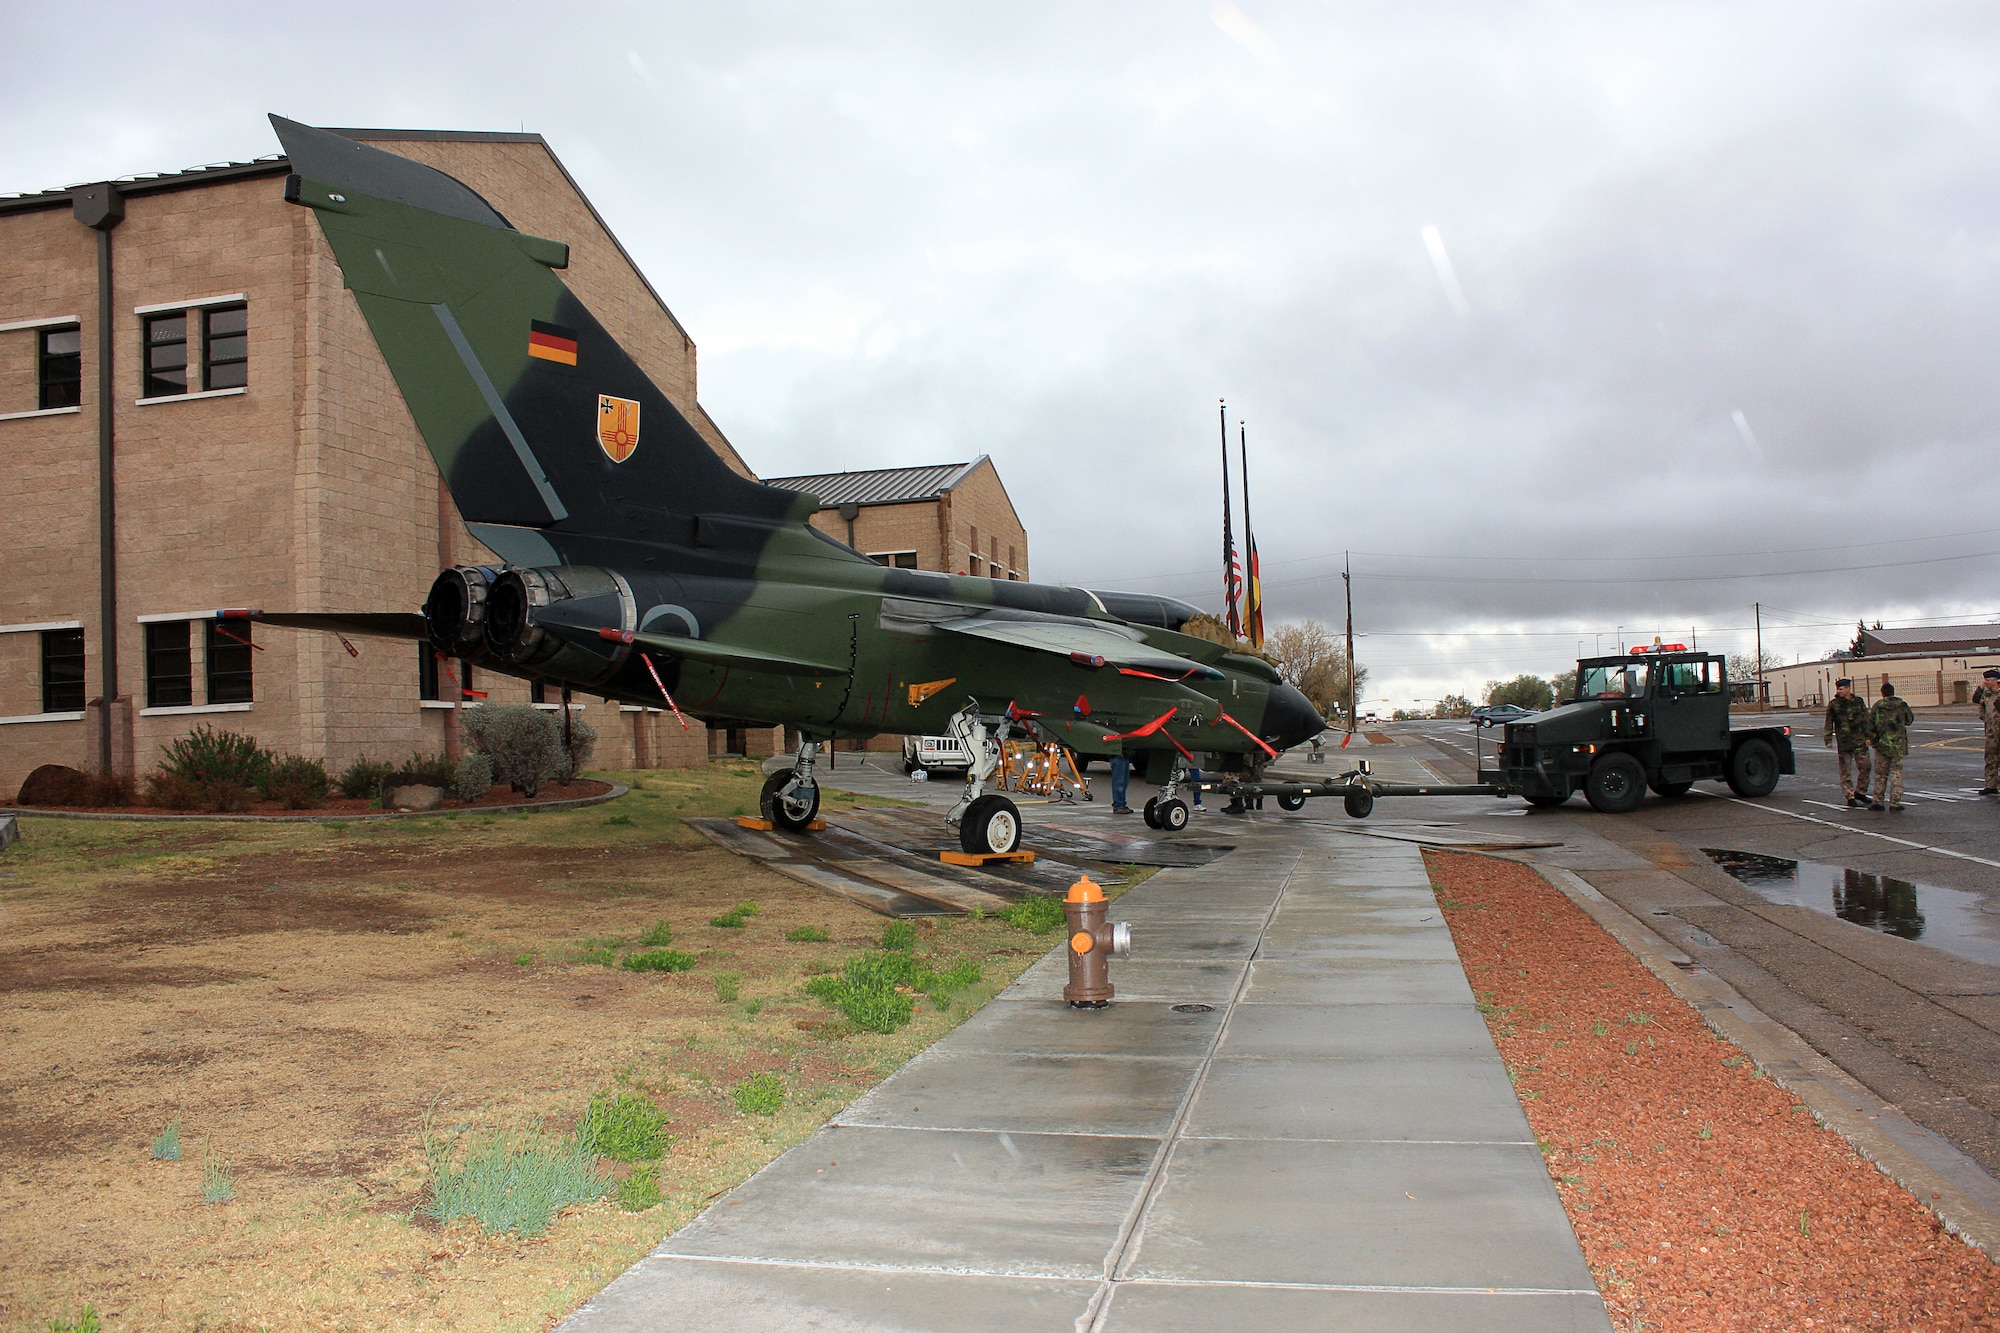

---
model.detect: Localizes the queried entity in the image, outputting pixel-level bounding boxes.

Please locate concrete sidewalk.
[560,822,1610,1331]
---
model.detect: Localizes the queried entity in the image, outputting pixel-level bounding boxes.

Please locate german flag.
[527,319,578,366]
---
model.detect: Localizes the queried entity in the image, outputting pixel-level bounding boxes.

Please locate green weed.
[575,946,617,967]
[733,1072,785,1116]
[615,1164,662,1212]
[639,919,674,947]
[1592,1021,1609,1037]
[804,948,982,1033]
[577,1092,670,1162]
[603,814,633,827]
[710,911,748,929]
[996,895,1066,935]
[1698,1124,1714,1140]
[150,1116,182,1161]
[201,1142,236,1204]
[786,926,830,943]
[622,948,697,973]
[880,921,918,952]
[734,900,761,917]
[1624,1041,1640,1056]
[1625,1012,1653,1026]
[44,1307,100,1333]
[513,952,534,966]
[715,973,741,1002]
[423,1124,610,1237]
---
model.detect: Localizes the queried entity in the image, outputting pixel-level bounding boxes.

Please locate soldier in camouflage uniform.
[1824,678,1874,806]
[1975,668,2000,795]
[1868,681,1915,811]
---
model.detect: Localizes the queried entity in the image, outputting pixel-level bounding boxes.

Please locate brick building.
[0,127,796,797]
[762,459,1030,580]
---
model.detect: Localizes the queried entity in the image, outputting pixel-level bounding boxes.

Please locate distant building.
[1744,623,2000,710]
[764,458,1029,579]
[0,128,778,796]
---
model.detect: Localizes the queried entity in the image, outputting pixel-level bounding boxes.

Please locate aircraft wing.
[627,630,844,678]
[936,617,1222,680]
[216,610,429,640]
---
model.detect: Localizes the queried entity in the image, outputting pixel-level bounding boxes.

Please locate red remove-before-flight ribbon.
[1215,710,1279,759]
[640,652,691,731]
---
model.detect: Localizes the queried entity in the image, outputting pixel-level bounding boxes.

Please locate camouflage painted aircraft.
[229,117,1324,854]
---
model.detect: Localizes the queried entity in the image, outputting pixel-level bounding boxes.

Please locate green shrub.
[391,751,458,787]
[615,1164,663,1212]
[263,754,329,809]
[451,752,494,803]
[709,911,747,929]
[997,895,1067,935]
[732,1072,785,1116]
[150,1117,182,1162]
[336,756,396,800]
[422,1126,610,1237]
[45,1307,100,1333]
[144,773,251,813]
[714,973,740,1002]
[462,705,563,797]
[577,1092,670,1162]
[786,926,830,943]
[553,714,598,786]
[621,948,697,973]
[638,919,674,947]
[880,921,918,952]
[159,725,271,790]
[201,1142,236,1204]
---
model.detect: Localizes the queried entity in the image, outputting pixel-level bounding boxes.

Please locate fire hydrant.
[1063,876,1132,1008]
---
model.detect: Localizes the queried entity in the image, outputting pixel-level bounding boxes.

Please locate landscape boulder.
[385,784,445,812]
[17,764,84,806]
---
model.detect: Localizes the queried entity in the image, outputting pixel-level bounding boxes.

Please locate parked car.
[1471,703,1537,727]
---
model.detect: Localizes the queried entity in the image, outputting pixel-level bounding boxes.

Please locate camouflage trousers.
[1870,752,1905,807]
[1987,726,1999,789]
[1837,749,1873,801]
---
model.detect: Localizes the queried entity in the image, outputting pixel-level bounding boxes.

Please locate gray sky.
[9,2,2000,708]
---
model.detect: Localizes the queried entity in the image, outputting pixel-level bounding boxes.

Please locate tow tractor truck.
[1198,644,1795,817]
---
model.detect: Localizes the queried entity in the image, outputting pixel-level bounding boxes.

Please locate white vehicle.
[903,734,972,776]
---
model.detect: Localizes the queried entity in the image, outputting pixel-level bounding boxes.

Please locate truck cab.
[1481,647,1795,813]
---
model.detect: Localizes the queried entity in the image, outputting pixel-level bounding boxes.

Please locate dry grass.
[0,763,1048,1332]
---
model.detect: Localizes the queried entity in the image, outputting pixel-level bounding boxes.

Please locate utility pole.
[1343,550,1356,738]
[1755,601,1765,708]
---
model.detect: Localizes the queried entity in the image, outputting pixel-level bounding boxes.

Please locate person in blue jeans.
[1110,750,1132,813]
[1187,765,1204,809]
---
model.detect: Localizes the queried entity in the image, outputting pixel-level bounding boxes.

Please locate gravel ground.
[1425,849,2000,1332]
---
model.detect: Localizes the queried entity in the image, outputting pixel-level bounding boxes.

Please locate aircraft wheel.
[960,795,1023,855]
[1277,793,1307,812]
[1142,797,1161,829]
[1525,793,1569,808]
[1726,739,1779,798]
[1342,787,1374,819]
[1585,754,1646,813]
[761,771,821,831]
[1156,798,1190,831]
[1649,779,1693,798]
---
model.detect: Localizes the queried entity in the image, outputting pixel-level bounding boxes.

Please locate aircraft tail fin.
[269,116,810,543]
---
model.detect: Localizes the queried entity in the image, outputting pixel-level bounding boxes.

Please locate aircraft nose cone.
[1263,680,1326,751]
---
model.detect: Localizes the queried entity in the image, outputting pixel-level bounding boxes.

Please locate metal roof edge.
[0,160,292,215]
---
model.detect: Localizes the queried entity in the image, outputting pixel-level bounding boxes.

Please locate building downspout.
[73,183,125,775]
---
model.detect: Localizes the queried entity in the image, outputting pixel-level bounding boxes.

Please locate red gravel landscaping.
[1426,848,2000,1332]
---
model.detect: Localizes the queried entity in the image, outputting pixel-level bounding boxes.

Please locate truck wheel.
[1525,793,1569,808]
[959,795,1022,855]
[1727,739,1780,798]
[1277,793,1307,812]
[1649,779,1693,798]
[1156,798,1190,831]
[761,771,821,831]
[1585,754,1646,814]
[1343,787,1374,819]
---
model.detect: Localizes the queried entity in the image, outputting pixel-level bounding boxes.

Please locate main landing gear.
[761,738,822,832]
[945,705,1023,855]
[1142,759,1192,832]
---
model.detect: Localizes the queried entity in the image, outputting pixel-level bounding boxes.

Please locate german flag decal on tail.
[598,394,641,463]
[527,319,578,365]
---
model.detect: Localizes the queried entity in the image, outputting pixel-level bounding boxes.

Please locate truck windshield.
[1578,663,1649,700]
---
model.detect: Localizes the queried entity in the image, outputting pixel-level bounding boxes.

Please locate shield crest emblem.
[597,395,640,463]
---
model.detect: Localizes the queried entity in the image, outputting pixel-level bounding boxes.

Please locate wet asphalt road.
[1386,713,2000,1181]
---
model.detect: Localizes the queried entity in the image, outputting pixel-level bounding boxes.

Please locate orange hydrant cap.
[1065,876,1104,903]
[1070,930,1095,954]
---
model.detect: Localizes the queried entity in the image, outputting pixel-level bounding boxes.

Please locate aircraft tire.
[1726,739,1780,798]
[761,771,821,831]
[960,795,1023,855]
[1142,798,1161,829]
[1585,754,1647,813]
[1156,798,1190,831]
[1277,793,1307,812]
[1342,787,1374,819]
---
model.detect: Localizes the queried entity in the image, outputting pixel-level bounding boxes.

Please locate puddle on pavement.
[1703,848,2000,967]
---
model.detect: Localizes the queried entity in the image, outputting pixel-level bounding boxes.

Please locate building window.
[990,537,1001,578]
[145,621,194,708]
[39,326,81,410]
[205,620,254,704]
[41,627,85,713]
[529,679,546,704]
[143,313,188,398]
[419,646,440,700]
[203,305,248,390]
[869,551,918,569]
[968,554,982,576]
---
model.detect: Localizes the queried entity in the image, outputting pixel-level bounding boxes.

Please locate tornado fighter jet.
[230,117,1325,854]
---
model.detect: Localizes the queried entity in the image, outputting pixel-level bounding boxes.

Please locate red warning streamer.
[1215,710,1279,759]
[1102,707,1196,761]
[640,652,691,731]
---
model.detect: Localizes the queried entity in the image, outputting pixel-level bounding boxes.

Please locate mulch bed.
[1426,848,2000,1331]
[3,778,614,819]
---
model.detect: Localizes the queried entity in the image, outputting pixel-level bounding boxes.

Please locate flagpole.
[1239,420,1262,651]
[1219,400,1240,638]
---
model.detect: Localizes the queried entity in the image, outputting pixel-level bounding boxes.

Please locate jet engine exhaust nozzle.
[425,565,500,660]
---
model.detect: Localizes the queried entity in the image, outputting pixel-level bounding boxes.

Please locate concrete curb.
[1523,855,2000,1259]
[3,783,628,824]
